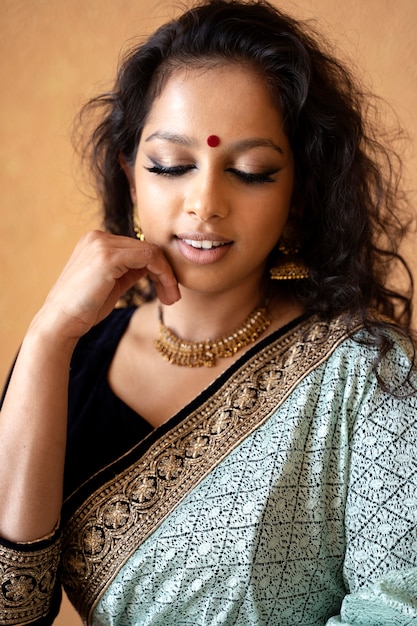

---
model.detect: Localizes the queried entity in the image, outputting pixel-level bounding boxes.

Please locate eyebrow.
[144,131,196,147]
[231,138,284,155]
[144,131,284,155]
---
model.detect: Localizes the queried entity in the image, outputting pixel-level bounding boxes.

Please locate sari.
[1,308,416,625]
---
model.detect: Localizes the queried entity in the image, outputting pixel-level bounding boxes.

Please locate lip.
[176,232,232,244]
[175,232,233,265]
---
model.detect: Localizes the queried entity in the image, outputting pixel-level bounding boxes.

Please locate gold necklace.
[154,305,271,367]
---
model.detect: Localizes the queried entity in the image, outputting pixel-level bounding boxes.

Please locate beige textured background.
[0,1,416,624]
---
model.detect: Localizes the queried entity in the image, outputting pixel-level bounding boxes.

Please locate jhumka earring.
[133,212,145,241]
[270,241,309,281]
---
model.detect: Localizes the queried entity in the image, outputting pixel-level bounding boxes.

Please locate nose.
[184,169,229,221]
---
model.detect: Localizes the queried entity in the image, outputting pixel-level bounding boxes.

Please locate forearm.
[0,314,78,543]
[0,232,180,543]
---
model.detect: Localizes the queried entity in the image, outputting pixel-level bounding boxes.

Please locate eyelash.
[228,168,277,185]
[145,163,278,185]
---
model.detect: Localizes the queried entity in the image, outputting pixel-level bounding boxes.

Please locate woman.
[1,1,416,624]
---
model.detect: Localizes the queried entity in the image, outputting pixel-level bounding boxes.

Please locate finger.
[136,247,180,304]
[72,232,180,306]
[109,240,180,304]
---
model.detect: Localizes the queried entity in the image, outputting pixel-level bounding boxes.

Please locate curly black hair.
[77,0,414,348]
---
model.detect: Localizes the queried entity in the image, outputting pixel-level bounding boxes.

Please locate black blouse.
[64,306,153,503]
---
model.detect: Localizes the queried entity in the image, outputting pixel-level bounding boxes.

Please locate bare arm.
[0,231,179,542]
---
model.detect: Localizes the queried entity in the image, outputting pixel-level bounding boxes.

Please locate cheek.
[136,191,178,247]
[135,175,165,221]
[246,200,290,246]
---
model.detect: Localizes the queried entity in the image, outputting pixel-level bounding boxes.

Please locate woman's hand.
[34,230,180,341]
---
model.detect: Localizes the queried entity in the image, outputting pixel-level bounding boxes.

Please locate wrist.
[25,309,81,360]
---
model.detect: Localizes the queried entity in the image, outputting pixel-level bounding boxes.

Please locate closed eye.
[226,168,279,185]
[145,161,279,184]
[145,162,195,177]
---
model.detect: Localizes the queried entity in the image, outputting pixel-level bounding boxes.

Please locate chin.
[178,279,229,296]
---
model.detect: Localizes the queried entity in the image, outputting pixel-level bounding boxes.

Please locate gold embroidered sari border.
[0,537,62,625]
[61,314,360,621]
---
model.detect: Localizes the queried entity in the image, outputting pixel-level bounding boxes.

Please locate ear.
[119,153,137,204]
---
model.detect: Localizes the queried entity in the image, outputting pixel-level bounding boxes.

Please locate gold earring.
[133,212,145,241]
[270,241,309,281]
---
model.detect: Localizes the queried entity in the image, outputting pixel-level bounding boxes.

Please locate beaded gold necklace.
[154,305,271,367]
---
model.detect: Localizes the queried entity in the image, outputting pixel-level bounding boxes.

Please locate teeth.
[183,239,224,249]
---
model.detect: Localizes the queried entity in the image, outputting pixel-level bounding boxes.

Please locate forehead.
[143,63,287,144]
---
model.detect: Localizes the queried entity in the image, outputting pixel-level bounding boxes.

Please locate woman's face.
[128,64,294,296]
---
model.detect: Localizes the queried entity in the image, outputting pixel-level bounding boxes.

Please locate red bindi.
[207,135,220,147]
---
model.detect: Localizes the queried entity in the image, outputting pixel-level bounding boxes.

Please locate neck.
[159,286,265,343]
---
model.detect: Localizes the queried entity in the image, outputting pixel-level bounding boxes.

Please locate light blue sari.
[61,315,417,625]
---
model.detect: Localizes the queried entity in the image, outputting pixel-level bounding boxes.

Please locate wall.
[0,1,416,624]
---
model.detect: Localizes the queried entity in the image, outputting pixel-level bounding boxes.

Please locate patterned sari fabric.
[1,309,416,625]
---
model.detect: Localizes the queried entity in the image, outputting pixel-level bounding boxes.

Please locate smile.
[176,235,232,265]
[183,239,226,250]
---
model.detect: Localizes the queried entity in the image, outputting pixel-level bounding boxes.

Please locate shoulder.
[293,316,417,447]
[309,313,416,368]
[350,320,416,388]
[296,313,417,399]
[319,315,417,414]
